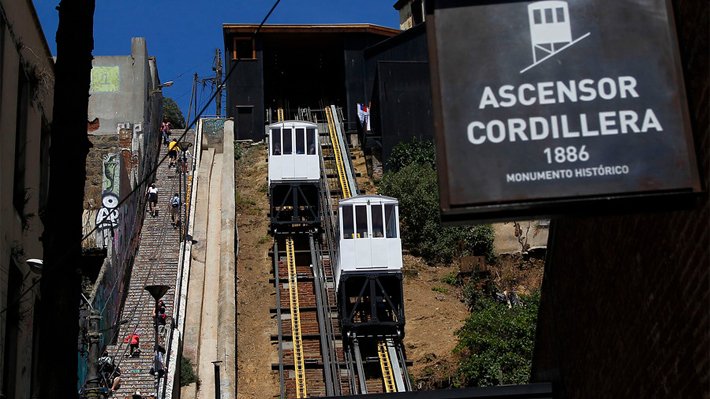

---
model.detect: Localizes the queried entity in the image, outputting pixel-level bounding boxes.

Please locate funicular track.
[271,109,347,398]
[320,106,410,395]
[272,234,346,398]
[271,105,409,397]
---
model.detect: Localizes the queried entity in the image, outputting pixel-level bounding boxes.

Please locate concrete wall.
[532,1,708,397]
[0,1,54,398]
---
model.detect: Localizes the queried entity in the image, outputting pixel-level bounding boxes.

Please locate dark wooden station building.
[223,24,399,140]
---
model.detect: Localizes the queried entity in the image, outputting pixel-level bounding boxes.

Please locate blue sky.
[32,0,400,123]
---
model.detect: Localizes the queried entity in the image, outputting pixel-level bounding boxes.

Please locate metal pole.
[193,73,198,124]
[154,297,160,399]
[212,361,222,399]
[84,309,102,397]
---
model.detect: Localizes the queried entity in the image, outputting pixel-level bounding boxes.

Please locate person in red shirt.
[124,332,140,357]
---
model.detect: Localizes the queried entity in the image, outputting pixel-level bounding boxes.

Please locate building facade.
[0,1,54,398]
[78,37,163,389]
[222,24,398,141]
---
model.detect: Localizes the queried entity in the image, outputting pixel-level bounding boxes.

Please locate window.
[233,37,255,60]
[271,128,281,155]
[544,8,553,23]
[355,205,368,238]
[371,205,384,238]
[307,128,317,154]
[556,7,565,22]
[342,205,354,239]
[385,204,397,238]
[295,128,305,154]
[533,9,542,24]
[282,128,292,154]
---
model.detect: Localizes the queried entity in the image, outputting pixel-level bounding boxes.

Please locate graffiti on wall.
[96,153,120,245]
[201,118,225,140]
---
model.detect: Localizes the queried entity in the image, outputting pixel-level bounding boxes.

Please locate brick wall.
[532,1,709,397]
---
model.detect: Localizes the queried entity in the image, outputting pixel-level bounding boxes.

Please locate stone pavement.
[108,131,194,399]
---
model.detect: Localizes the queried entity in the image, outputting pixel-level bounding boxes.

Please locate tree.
[386,137,435,172]
[162,97,185,128]
[39,1,94,398]
[453,291,540,387]
[378,139,495,264]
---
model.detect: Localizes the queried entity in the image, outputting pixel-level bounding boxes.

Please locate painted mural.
[96,153,120,246]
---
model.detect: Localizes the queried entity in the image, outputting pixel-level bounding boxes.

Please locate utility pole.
[214,49,223,117]
[193,73,198,123]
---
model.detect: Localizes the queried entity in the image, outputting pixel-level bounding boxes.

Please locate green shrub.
[180,356,199,387]
[378,161,495,264]
[432,286,449,294]
[453,291,540,387]
[441,272,459,286]
[387,137,436,172]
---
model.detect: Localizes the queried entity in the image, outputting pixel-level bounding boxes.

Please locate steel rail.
[330,105,358,195]
[310,235,338,396]
[325,106,352,199]
[286,236,307,398]
[378,340,397,393]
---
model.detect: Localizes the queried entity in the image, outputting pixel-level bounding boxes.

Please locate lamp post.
[150,80,174,95]
[144,284,170,399]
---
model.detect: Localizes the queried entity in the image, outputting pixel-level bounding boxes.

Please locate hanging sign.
[426,0,700,222]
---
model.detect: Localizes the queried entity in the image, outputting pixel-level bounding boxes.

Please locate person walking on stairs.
[146,183,158,216]
[168,139,179,168]
[170,193,181,228]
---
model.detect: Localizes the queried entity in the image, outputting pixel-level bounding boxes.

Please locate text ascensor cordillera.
[467,76,663,145]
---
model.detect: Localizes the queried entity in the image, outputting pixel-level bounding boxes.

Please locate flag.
[357,103,371,132]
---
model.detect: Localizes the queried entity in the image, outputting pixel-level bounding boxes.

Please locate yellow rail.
[277,107,285,122]
[377,340,397,393]
[286,237,307,398]
[325,106,352,199]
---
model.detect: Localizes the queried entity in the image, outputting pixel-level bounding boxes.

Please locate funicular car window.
[371,204,384,238]
[271,128,281,155]
[342,205,354,239]
[307,128,316,154]
[356,205,368,238]
[282,128,293,155]
[385,204,397,238]
[296,127,305,154]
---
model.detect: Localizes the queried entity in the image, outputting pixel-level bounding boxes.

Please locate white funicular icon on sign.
[521,0,590,74]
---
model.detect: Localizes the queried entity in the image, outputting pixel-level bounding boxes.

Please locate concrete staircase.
[108,133,193,398]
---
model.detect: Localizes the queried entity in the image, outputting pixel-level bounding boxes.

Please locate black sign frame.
[426,0,702,224]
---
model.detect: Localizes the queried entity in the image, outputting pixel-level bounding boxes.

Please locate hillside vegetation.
[377,138,540,388]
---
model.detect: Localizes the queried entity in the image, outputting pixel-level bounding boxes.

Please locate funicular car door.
[280,125,296,179]
[369,203,389,268]
[353,203,373,267]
